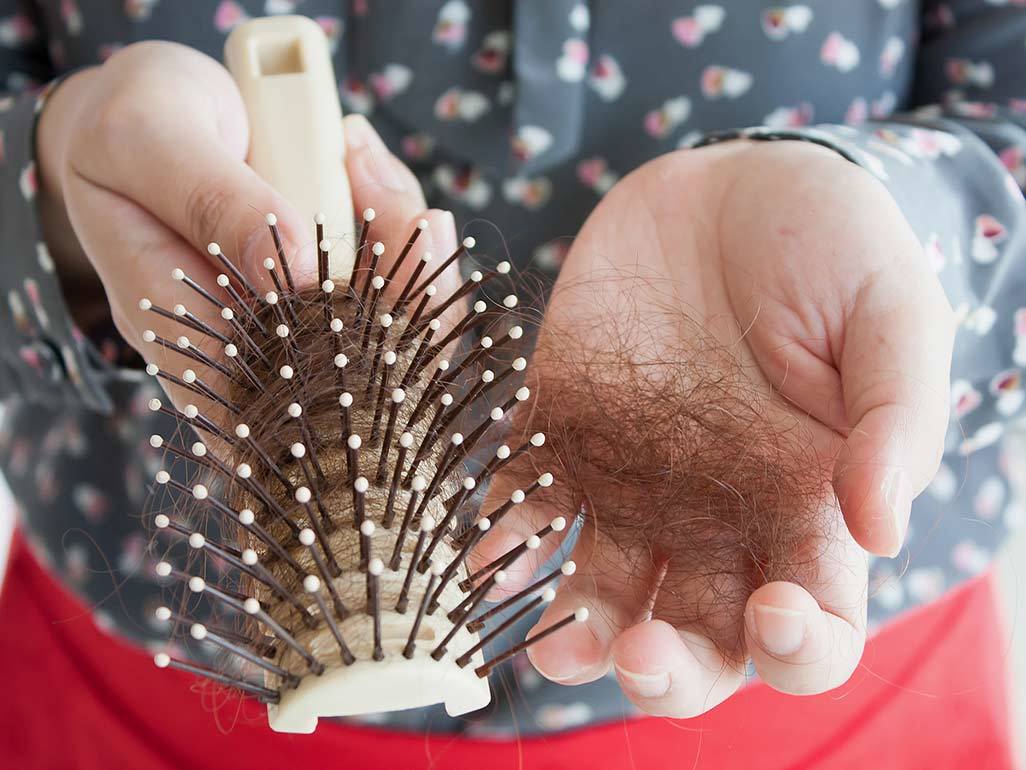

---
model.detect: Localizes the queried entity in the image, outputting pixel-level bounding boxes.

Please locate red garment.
[0,529,1016,770]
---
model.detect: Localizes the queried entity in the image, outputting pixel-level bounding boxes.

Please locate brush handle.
[224,15,355,281]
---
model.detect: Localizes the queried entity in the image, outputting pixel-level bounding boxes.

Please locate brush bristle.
[143,214,578,732]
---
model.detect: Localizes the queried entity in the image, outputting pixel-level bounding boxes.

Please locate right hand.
[37,41,459,411]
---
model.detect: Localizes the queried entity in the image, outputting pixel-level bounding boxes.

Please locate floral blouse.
[0,0,1023,737]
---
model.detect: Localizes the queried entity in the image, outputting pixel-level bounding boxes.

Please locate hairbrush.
[141,16,582,734]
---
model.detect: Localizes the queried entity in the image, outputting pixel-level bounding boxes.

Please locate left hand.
[473,140,954,716]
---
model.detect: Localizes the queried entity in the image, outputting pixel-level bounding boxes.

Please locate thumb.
[832,264,954,557]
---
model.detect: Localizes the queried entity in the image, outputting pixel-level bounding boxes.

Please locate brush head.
[144,213,570,733]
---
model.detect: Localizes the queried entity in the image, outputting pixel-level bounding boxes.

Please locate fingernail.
[615,666,671,699]
[881,468,910,557]
[752,604,806,656]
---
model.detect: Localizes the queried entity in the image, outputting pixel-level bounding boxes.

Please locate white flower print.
[512,125,553,161]
[700,66,751,99]
[433,165,492,209]
[880,36,906,77]
[587,54,626,101]
[577,157,619,194]
[569,3,590,32]
[762,6,812,40]
[971,214,1006,264]
[821,32,861,72]
[433,0,470,50]
[763,103,813,128]
[503,176,552,209]
[369,64,412,102]
[672,5,725,48]
[645,96,691,138]
[928,461,958,501]
[556,38,588,82]
[434,87,490,122]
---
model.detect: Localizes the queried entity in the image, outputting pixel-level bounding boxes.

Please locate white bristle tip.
[149,435,163,448]
[513,357,527,371]
[155,607,171,621]
[279,365,294,379]
[496,445,511,459]
[216,274,230,287]
[368,558,384,576]
[142,330,156,343]
[421,251,433,262]
[542,588,557,602]
[295,487,311,504]
[242,549,258,566]
[372,241,385,256]
[490,407,504,420]
[511,490,526,504]
[276,324,289,337]
[235,424,250,439]
[288,403,302,418]
[154,653,171,668]
[263,258,276,271]
[192,484,208,499]
[477,518,491,532]
[474,300,487,313]
[173,304,186,316]
[183,405,198,419]
[416,218,429,230]
[411,475,427,492]
[239,509,255,525]
[291,443,306,458]
[314,212,326,225]
[265,213,277,226]
[224,343,238,357]
[155,561,172,577]
[155,471,170,484]
[340,392,354,407]
[392,388,406,403]
[188,577,205,593]
[531,433,546,447]
[299,528,316,546]
[429,317,441,329]
[399,432,414,448]
[363,208,376,221]
[265,291,278,304]
[516,387,531,401]
[471,270,483,282]
[348,434,362,449]
[380,314,393,328]
[153,514,169,529]
[182,369,196,384]
[206,243,220,256]
[243,598,260,614]
[355,477,369,494]
[493,570,508,585]
[430,560,446,576]
[497,261,511,274]
[421,514,436,532]
[463,477,476,490]
[503,295,518,308]
[451,433,464,446]
[236,463,252,478]
[510,326,524,339]
[171,268,185,281]
[426,285,437,297]
[384,351,397,365]
[574,608,590,622]
[138,298,152,311]
[551,516,567,532]
[538,473,554,487]
[526,535,541,549]
[148,398,162,411]
[322,279,335,293]
[463,237,476,249]
[188,533,205,549]
[372,276,385,290]
[304,575,321,593]
[330,318,344,332]
[334,353,349,368]
[440,393,454,406]
[145,363,159,376]
[360,519,375,536]
[177,336,190,349]
[562,561,577,576]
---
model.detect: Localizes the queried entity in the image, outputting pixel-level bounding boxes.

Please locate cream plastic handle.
[224,15,355,281]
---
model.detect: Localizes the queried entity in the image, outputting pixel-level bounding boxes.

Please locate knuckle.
[184,182,232,247]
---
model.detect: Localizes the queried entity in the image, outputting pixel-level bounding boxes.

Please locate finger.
[72,78,311,289]
[526,525,649,684]
[833,260,954,556]
[744,507,867,695]
[611,621,745,718]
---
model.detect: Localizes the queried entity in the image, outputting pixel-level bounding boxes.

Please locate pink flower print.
[213,1,248,33]
[577,157,618,194]
[512,125,553,162]
[35,463,57,502]
[763,102,813,128]
[556,39,589,82]
[119,533,147,572]
[924,4,955,28]
[587,54,626,102]
[433,165,492,209]
[821,33,860,72]
[762,6,812,40]
[971,214,1006,264]
[0,12,37,46]
[872,90,897,118]
[340,76,374,114]
[98,43,123,62]
[945,58,993,88]
[644,96,691,138]
[434,87,490,122]
[315,17,343,53]
[879,36,906,77]
[433,0,470,50]
[18,345,41,373]
[19,162,36,201]
[123,0,159,21]
[401,133,435,160]
[951,379,982,418]
[671,5,725,48]
[952,540,989,574]
[959,421,1004,456]
[533,240,570,271]
[65,544,90,585]
[473,31,510,74]
[999,146,1025,187]
[74,484,109,522]
[502,177,551,210]
[369,64,412,101]
[990,368,1024,416]
[352,0,368,16]
[61,0,82,35]
[907,568,945,602]
[23,278,49,329]
[845,97,868,125]
[701,67,751,99]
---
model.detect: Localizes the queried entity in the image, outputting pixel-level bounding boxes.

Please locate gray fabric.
[0,0,1023,735]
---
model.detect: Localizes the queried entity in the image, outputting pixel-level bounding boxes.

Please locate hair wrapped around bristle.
[143,211,582,732]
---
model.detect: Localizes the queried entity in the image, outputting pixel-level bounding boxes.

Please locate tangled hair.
[502,275,834,658]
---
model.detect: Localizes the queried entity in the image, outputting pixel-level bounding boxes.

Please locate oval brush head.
[144,211,581,734]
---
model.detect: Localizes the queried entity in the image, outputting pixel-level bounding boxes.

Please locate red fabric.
[0,529,1016,770]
